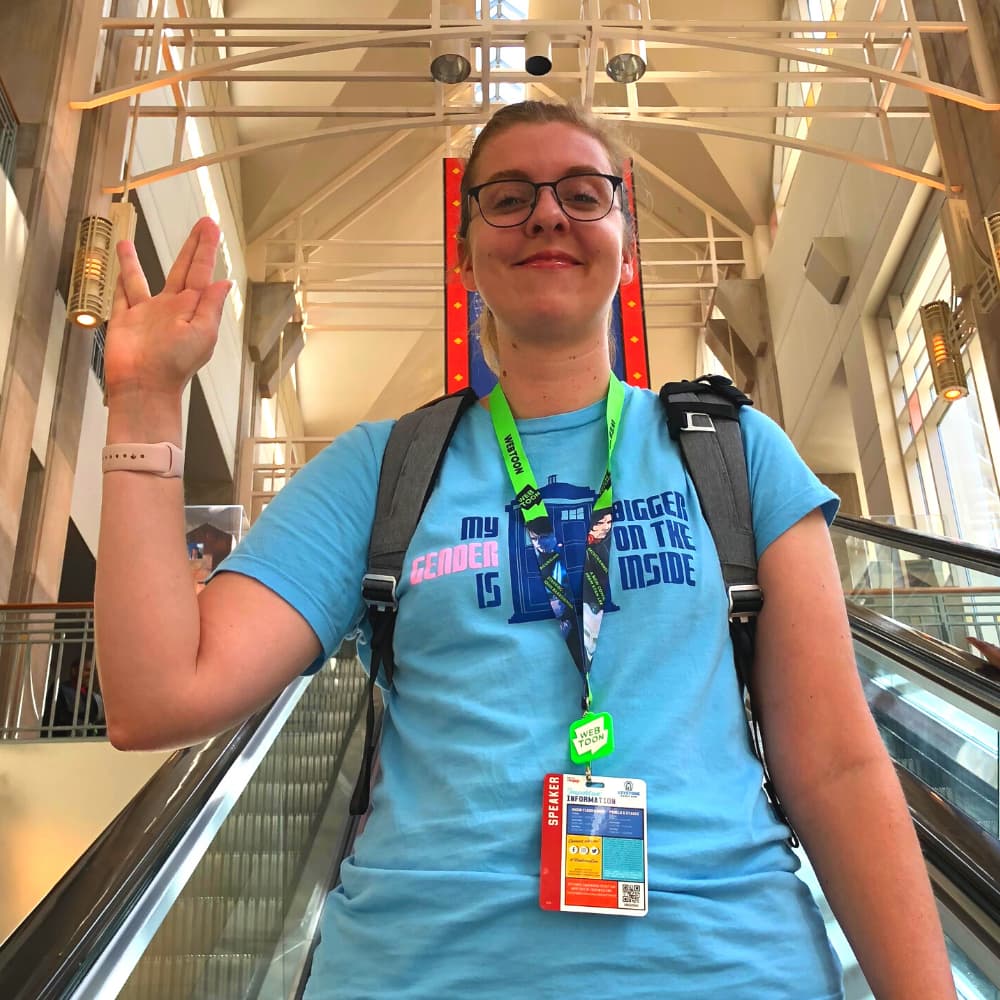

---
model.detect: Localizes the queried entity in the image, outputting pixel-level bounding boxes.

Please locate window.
[0,78,16,185]
[473,0,526,105]
[883,230,1000,546]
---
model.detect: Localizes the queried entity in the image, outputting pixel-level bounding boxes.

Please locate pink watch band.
[102,442,184,478]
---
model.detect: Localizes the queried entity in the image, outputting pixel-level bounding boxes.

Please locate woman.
[97,102,956,998]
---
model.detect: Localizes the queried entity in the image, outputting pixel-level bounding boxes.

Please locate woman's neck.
[488,333,613,419]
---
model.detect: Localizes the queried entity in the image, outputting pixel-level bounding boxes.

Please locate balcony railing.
[0,603,105,740]
[239,435,332,523]
[0,78,17,184]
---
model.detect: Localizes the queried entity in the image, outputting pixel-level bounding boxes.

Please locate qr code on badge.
[619,882,644,908]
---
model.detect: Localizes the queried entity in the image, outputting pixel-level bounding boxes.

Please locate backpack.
[351,375,797,846]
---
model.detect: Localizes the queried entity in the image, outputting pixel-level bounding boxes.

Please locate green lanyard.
[489,376,624,773]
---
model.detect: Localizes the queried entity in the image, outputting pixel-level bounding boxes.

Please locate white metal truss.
[75,11,1000,194]
[70,6,999,354]
[291,210,743,338]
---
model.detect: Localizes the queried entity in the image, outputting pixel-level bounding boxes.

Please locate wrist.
[106,388,184,446]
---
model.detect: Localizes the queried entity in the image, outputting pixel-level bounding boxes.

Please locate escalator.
[829,515,1000,998]
[0,516,998,998]
[0,651,373,1000]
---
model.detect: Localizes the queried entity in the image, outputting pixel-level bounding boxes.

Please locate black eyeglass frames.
[466,173,624,228]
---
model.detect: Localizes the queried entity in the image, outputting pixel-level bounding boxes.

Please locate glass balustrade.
[854,640,999,841]
[831,524,1000,649]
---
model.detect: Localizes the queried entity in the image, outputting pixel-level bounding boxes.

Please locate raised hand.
[104,217,232,403]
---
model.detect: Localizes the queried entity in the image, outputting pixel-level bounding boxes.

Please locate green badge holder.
[568,711,615,765]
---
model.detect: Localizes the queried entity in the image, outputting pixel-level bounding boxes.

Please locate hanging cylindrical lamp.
[430,3,472,84]
[67,200,138,328]
[919,300,968,402]
[604,1,647,84]
[985,212,1000,284]
[525,31,552,76]
[67,216,114,327]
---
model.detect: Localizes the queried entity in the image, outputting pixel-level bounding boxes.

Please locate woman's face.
[459,122,634,347]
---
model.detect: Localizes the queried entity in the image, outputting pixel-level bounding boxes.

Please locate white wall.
[70,366,109,554]
[763,75,935,512]
[766,115,932,438]
[31,294,67,462]
[0,173,28,377]
[0,741,170,944]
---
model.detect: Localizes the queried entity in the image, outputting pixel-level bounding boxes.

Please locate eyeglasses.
[466,173,624,228]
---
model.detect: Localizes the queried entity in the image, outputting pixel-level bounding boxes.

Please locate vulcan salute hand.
[104,217,232,404]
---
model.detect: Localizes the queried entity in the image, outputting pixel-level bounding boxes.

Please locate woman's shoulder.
[312,418,395,468]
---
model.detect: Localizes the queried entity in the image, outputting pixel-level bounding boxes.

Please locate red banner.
[444,159,471,391]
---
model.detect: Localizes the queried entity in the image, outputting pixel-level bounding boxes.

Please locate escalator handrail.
[833,513,1000,578]
[0,676,309,1000]
[848,600,1000,718]
[898,767,1000,927]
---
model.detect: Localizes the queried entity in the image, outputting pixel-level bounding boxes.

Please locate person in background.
[51,653,105,736]
[966,635,1000,669]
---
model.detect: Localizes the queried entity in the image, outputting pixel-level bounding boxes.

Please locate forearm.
[95,389,201,746]
[787,753,956,1000]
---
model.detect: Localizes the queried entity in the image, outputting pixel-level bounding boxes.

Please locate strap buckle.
[728,584,763,623]
[362,573,398,612]
[681,411,716,433]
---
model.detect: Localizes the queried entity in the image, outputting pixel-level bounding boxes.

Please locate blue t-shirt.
[219,384,843,999]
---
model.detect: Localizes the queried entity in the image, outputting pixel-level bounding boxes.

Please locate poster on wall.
[443,158,650,398]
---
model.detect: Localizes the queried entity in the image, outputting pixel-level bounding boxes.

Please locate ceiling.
[82,0,980,437]
[223,0,780,436]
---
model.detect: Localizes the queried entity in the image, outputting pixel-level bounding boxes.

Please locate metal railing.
[849,587,1000,650]
[832,514,1000,650]
[0,77,16,184]
[834,513,1000,579]
[0,603,106,740]
[238,435,332,523]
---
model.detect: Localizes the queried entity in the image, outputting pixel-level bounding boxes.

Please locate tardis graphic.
[443,158,650,398]
[506,477,620,625]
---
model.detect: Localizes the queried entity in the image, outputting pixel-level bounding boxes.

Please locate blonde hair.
[456,101,634,374]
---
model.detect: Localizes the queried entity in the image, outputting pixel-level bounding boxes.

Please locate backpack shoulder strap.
[362,387,480,629]
[658,374,759,618]
[658,375,798,846]
[351,387,478,816]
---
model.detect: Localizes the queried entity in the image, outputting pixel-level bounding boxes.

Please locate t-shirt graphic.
[506,475,620,625]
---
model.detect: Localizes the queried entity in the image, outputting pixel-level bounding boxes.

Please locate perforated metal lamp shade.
[67,201,138,328]
[67,216,114,327]
[986,212,1000,284]
[919,300,968,401]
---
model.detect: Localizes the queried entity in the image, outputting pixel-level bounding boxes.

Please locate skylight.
[474,1,527,104]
